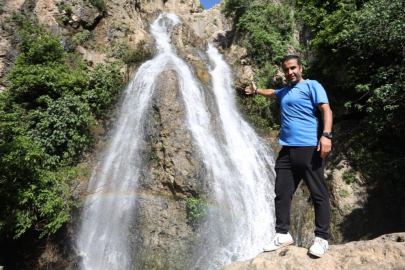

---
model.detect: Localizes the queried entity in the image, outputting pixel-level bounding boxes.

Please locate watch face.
[323,133,333,139]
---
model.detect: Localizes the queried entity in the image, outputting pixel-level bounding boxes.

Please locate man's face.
[282,59,303,85]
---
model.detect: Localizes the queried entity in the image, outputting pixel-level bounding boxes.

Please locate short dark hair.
[282,55,302,66]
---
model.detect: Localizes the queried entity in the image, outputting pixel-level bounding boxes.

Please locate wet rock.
[196,69,210,85]
[132,70,208,269]
[147,69,206,198]
[172,22,207,52]
[222,233,405,270]
[171,22,211,87]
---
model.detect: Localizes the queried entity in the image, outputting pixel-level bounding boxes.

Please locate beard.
[288,75,302,85]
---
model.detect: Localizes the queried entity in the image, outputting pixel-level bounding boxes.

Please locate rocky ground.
[222,233,405,270]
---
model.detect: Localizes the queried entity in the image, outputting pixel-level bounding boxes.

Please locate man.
[245,55,333,257]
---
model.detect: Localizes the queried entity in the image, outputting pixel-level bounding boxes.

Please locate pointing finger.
[251,80,257,89]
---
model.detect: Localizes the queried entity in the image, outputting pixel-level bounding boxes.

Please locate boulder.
[222,233,405,270]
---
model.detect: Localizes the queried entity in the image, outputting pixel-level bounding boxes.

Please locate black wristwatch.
[322,132,333,139]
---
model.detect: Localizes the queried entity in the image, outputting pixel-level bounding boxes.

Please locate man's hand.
[244,85,255,95]
[244,82,277,98]
[244,81,257,95]
[317,136,332,158]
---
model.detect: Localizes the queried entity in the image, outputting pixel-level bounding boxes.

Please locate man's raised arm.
[244,81,277,99]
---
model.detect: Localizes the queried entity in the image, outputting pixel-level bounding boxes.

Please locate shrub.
[225,1,296,130]
[88,0,107,15]
[342,170,356,185]
[72,30,91,44]
[186,198,207,226]
[17,21,64,65]
[236,2,295,66]
[298,0,405,215]
[108,42,144,66]
[85,62,124,117]
[0,21,124,238]
[64,5,73,16]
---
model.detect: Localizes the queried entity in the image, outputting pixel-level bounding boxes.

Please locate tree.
[298,0,405,214]
[0,21,124,238]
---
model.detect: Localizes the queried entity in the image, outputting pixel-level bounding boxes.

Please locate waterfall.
[75,14,181,270]
[188,45,276,269]
[76,14,276,270]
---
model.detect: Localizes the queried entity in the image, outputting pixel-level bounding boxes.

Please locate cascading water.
[188,45,276,269]
[76,13,276,270]
[75,14,182,270]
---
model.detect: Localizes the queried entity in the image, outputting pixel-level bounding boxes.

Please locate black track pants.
[274,146,330,240]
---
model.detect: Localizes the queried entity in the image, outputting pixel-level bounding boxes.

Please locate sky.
[200,0,221,9]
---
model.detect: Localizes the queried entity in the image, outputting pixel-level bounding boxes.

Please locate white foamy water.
[76,14,276,270]
[187,45,276,269]
[75,14,181,270]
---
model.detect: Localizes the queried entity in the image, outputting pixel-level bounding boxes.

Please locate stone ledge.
[222,233,405,270]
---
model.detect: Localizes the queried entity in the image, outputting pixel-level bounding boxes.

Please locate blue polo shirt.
[275,80,329,146]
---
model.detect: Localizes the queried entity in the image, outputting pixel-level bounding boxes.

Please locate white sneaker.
[263,233,294,252]
[309,237,328,257]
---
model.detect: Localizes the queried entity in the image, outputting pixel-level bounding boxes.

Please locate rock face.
[179,0,230,40]
[0,0,25,92]
[222,233,405,270]
[137,0,203,16]
[131,69,209,269]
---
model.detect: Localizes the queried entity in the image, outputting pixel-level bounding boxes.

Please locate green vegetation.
[342,170,356,185]
[72,30,91,44]
[297,0,405,214]
[108,42,144,66]
[339,189,350,198]
[87,0,107,15]
[64,5,73,15]
[239,94,280,129]
[10,10,24,25]
[86,62,124,116]
[235,3,295,67]
[0,21,124,238]
[224,0,298,129]
[223,0,250,28]
[343,204,354,213]
[186,198,207,226]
